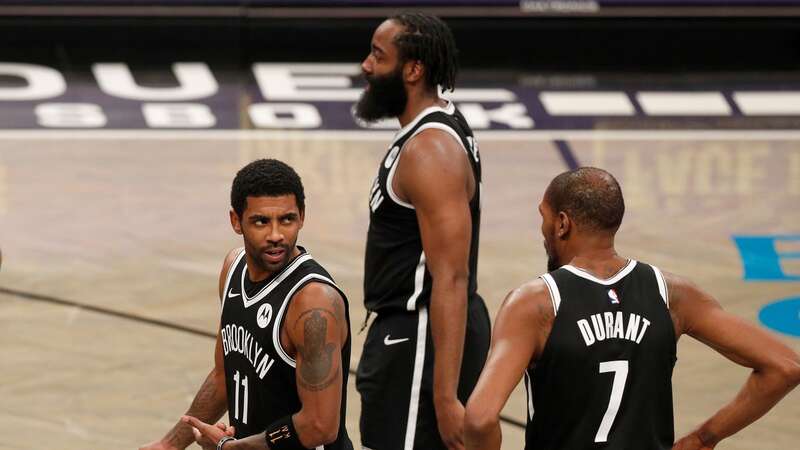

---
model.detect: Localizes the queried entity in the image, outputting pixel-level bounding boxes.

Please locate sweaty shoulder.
[503,278,555,326]
[218,247,244,301]
[495,278,556,365]
[289,281,348,340]
[293,282,345,310]
[398,127,473,203]
[402,127,467,169]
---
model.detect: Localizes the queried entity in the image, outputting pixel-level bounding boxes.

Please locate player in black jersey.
[355,11,490,450]
[465,167,800,450]
[141,159,353,450]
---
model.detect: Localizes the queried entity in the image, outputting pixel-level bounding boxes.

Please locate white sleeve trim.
[524,371,535,420]
[272,273,338,368]
[385,146,415,209]
[651,265,669,308]
[385,121,469,210]
[220,248,246,311]
[540,273,562,315]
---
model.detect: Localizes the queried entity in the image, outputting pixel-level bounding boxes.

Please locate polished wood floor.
[1,131,798,449]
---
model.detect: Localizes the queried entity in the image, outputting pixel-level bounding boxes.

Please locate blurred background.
[0,1,798,449]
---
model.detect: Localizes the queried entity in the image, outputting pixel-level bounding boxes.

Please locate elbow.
[212,365,225,381]
[778,353,800,389]
[432,270,469,294]
[464,399,498,441]
[452,270,470,288]
[212,367,226,391]
[763,352,800,392]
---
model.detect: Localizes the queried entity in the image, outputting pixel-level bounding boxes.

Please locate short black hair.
[390,11,458,93]
[230,159,305,217]
[545,167,625,233]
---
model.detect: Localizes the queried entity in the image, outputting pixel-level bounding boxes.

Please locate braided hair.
[390,11,459,93]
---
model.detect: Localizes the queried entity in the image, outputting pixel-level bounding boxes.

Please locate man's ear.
[230,209,243,235]
[405,59,424,84]
[557,211,572,239]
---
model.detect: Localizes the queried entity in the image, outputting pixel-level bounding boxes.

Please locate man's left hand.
[181,415,235,450]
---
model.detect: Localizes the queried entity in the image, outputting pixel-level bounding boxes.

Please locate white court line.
[1,129,800,141]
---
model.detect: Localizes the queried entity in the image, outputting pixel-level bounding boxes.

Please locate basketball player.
[463,167,800,450]
[140,159,353,450]
[354,11,490,450]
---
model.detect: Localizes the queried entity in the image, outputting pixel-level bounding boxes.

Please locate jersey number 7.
[595,360,629,443]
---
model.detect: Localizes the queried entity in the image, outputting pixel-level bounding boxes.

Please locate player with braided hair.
[355,11,490,450]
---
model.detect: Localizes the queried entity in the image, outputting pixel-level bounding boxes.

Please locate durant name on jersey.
[577,312,652,347]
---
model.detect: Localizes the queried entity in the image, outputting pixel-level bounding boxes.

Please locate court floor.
[1,129,798,449]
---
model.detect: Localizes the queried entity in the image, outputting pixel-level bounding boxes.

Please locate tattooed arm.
[286,282,348,446]
[148,336,228,450]
[225,281,348,450]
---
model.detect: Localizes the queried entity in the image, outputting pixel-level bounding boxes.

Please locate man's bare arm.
[397,128,475,450]
[139,248,240,450]
[668,272,800,448]
[464,281,553,450]
[156,336,228,449]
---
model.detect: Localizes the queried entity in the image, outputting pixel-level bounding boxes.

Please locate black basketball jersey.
[219,247,353,449]
[364,101,482,313]
[525,260,676,450]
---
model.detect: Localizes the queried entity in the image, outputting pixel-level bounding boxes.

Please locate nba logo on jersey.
[608,289,620,304]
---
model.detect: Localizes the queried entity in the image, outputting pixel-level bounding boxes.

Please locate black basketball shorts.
[356,296,491,450]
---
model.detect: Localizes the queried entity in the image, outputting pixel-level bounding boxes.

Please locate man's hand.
[672,433,714,450]
[436,397,466,450]
[181,415,235,450]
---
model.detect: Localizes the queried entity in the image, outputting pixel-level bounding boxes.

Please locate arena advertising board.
[0,62,799,130]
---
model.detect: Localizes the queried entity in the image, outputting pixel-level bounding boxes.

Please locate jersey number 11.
[233,370,249,424]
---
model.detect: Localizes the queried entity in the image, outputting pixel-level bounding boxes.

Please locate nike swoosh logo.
[384,335,409,346]
[228,288,241,298]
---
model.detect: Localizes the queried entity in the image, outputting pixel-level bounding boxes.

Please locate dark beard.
[246,241,293,275]
[354,66,408,123]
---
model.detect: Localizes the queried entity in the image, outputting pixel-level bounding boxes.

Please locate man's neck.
[562,236,628,279]
[398,92,446,127]
[246,262,273,284]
